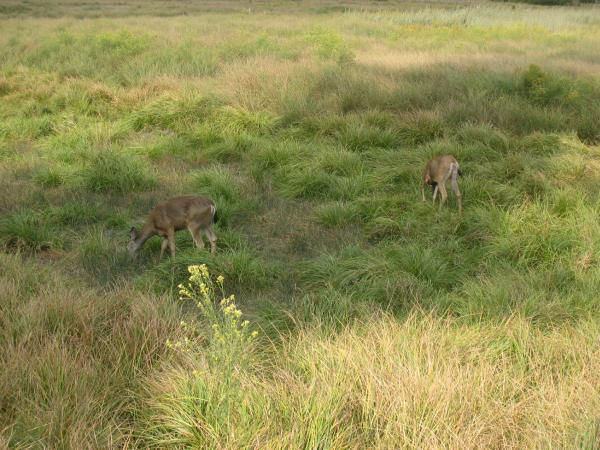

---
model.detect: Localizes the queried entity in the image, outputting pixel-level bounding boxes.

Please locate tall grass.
[140,311,600,448]
[0,254,182,448]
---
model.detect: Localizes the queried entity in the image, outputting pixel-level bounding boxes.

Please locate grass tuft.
[0,209,57,251]
[82,150,156,194]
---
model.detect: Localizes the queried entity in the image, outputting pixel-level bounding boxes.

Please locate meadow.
[1,1,600,448]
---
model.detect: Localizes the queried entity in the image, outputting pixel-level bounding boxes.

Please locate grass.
[141,308,600,449]
[2,1,600,448]
[82,150,157,194]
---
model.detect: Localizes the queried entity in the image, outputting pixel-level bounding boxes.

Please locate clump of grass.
[287,287,375,330]
[127,96,217,133]
[0,209,58,251]
[485,201,591,269]
[520,64,574,107]
[334,122,400,151]
[435,264,599,322]
[301,244,431,307]
[277,168,335,199]
[397,113,445,146]
[276,152,369,201]
[140,245,274,294]
[189,165,256,227]
[202,133,259,163]
[314,201,358,227]
[4,116,54,139]
[143,134,196,161]
[305,26,355,64]
[23,30,151,83]
[33,167,65,188]
[456,123,511,154]
[210,106,279,137]
[248,141,299,181]
[82,150,156,194]
[191,166,239,202]
[48,200,108,227]
[518,132,561,156]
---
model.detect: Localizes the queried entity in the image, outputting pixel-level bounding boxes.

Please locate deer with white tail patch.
[422,155,463,213]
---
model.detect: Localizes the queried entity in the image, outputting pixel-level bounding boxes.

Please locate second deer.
[422,155,463,213]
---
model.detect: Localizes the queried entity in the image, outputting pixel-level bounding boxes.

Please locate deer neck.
[135,224,157,250]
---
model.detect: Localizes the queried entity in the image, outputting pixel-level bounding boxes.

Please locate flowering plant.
[169,265,258,371]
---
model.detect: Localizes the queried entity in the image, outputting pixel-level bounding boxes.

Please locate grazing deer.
[128,196,218,259]
[422,155,463,213]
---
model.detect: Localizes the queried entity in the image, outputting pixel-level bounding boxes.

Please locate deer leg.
[167,229,176,258]
[451,171,463,213]
[204,227,217,255]
[439,183,448,210]
[159,238,168,260]
[432,184,439,203]
[188,225,205,251]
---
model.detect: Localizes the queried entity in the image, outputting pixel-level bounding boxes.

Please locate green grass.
[0,209,59,251]
[82,150,157,194]
[2,1,600,448]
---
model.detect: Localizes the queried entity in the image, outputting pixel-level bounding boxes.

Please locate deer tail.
[210,204,219,224]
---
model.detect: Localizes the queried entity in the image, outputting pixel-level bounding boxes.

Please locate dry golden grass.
[142,313,600,449]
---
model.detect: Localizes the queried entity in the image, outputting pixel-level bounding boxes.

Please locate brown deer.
[422,155,463,213]
[128,196,218,259]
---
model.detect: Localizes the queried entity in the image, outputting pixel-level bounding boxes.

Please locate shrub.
[175,264,258,364]
[521,65,574,107]
[304,26,355,63]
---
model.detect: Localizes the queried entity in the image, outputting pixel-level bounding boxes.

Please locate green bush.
[521,65,573,106]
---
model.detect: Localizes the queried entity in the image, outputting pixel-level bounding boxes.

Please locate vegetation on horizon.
[1,3,600,448]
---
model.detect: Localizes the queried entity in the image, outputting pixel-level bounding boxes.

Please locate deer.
[128,196,218,259]
[422,155,463,213]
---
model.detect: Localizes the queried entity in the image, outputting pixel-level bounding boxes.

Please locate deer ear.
[130,227,138,240]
